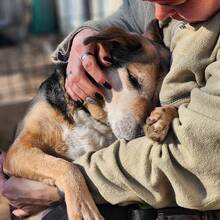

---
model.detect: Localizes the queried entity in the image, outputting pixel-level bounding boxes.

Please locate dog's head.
[83,20,170,141]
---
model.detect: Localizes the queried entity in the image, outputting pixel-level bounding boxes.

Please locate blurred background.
[0,0,122,151]
[0,1,122,218]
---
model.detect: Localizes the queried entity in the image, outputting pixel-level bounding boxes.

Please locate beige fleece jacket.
[52,0,220,210]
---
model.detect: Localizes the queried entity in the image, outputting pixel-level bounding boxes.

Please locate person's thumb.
[12,205,47,218]
[12,209,29,218]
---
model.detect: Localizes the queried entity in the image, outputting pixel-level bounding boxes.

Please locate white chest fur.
[62,110,116,161]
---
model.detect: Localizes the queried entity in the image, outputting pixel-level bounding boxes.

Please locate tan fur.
[127,63,158,98]
[131,97,150,123]
[20,99,68,157]
[84,102,106,121]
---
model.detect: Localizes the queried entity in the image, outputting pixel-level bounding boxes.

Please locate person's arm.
[0,153,62,218]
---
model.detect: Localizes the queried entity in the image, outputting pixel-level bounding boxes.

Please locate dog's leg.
[144,105,178,142]
[4,144,103,220]
[3,99,103,220]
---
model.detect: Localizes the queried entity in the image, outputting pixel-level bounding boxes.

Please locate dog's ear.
[144,19,171,87]
[84,27,142,51]
[143,19,164,45]
[84,27,144,66]
[144,19,171,68]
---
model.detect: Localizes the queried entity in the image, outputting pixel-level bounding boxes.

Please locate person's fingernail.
[94,93,103,100]
[102,82,112,90]
[86,97,97,104]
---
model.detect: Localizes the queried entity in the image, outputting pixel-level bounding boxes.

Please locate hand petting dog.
[65,28,112,102]
[0,153,61,218]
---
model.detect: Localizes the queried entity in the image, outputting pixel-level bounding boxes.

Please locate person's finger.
[66,61,94,100]
[68,83,88,101]
[81,54,111,88]
[12,209,29,217]
[66,65,104,100]
[12,205,47,218]
[65,79,82,101]
[77,75,104,98]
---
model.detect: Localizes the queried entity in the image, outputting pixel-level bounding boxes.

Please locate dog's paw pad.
[144,121,169,142]
[144,106,177,142]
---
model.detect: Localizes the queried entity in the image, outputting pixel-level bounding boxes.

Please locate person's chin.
[170,14,206,24]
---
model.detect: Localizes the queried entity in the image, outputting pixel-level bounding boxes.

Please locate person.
[1,0,220,219]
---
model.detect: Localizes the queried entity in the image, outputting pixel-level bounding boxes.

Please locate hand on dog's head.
[84,19,170,71]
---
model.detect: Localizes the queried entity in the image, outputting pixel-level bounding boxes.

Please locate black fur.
[39,64,74,123]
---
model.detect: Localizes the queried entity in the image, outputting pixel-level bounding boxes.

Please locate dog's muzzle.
[111,115,144,141]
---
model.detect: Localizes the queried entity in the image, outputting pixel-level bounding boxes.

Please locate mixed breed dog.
[3,20,177,220]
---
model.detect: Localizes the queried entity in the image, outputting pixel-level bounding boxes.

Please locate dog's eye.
[127,69,141,90]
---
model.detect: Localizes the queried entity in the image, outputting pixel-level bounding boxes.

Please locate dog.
[3,20,177,220]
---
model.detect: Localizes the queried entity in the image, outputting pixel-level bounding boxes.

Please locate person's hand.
[0,153,62,218]
[65,28,112,101]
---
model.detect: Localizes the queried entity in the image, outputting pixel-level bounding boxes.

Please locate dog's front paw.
[58,164,104,220]
[144,106,178,142]
[68,196,104,220]
[63,174,104,220]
